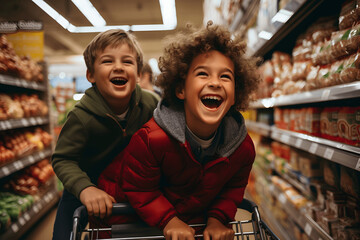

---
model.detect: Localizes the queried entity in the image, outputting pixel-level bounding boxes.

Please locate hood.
[76,85,142,118]
[153,100,248,157]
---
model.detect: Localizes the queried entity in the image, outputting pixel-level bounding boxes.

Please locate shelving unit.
[270,184,333,240]
[0,71,59,239]
[250,81,360,108]
[228,0,360,239]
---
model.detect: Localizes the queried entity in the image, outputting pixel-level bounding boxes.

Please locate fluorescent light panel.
[71,0,106,27]
[32,0,177,32]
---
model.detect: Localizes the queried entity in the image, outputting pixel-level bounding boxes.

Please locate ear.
[175,87,185,100]
[86,69,95,84]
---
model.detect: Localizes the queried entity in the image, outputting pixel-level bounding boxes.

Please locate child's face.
[176,50,235,139]
[86,43,138,114]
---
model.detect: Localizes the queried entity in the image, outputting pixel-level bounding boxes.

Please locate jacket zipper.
[106,113,127,137]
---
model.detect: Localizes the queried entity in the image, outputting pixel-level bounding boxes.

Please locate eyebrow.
[193,65,234,75]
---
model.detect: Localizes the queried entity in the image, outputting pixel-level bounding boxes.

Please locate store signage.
[0,20,44,61]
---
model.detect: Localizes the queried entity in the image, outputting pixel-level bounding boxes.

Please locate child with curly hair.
[98,22,260,240]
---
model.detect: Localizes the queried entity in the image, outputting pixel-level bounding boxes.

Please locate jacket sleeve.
[122,128,177,229]
[51,111,95,199]
[207,138,255,224]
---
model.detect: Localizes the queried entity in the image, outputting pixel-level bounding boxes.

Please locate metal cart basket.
[71,198,279,240]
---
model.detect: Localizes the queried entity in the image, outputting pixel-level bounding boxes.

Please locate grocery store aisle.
[20,205,57,240]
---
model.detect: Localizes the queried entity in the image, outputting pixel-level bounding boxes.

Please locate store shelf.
[0,147,52,178]
[253,0,322,57]
[270,184,333,240]
[271,127,360,171]
[0,116,49,131]
[0,74,46,91]
[0,187,59,240]
[245,191,293,240]
[250,81,360,108]
[245,120,272,137]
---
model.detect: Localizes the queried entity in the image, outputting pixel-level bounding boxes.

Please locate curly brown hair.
[156,22,260,111]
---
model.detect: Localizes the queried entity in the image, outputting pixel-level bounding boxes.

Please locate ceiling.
[0,0,205,65]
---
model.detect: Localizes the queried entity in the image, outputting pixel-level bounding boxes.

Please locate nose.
[208,76,221,88]
[113,61,124,72]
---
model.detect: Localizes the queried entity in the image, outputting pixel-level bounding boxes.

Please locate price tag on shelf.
[24,213,30,221]
[13,161,20,170]
[295,138,303,148]
[19,217,25,226]
[5,121,11,129]
[30,117,37,125]
[28,155,35,164]
[33,205,39,213]
[321,89,330,100]
[39,151,45,159]
[279,194,286,204]
[323,148,334,160]
[11,223,19,233]
[31,82,37,89]
[1,166,10,176]
[304,223,312,236]
[309,143,318,154]
[18,161,24,169]
[0,121,6,130]
[280,134,290,143]
[356,158,360,171]
[21,118,29,126]
[14,79,21,86]
[36,116,43,124]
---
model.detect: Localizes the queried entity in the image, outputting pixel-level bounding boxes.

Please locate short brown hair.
[156,22,260,111]
[83,29,143,75]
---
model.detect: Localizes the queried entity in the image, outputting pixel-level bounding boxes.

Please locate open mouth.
[110,78,127,86]
[201,95,223,109]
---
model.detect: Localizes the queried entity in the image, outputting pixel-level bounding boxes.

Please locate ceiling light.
[32,0,71,29]
[71,0,106,27]
[32,0,177,32]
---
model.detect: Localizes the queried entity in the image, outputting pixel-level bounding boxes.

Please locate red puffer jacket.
[97,117,255,231]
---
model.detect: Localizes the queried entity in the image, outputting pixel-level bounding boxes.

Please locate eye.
[123,58,135,64]
[196,71,208,77]
[101,59,112,64]
[220,74,233,80]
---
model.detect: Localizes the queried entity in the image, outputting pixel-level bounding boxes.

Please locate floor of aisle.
[20,205,57,240]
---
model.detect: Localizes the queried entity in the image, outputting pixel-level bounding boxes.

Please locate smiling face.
[176,50,235,139]
[87,43,138,115]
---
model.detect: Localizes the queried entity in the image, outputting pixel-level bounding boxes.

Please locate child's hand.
[163,216,195,240]
[203,217,234,240]
[79,186,115,218]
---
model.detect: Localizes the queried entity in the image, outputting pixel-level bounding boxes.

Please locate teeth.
[202,95,222,101]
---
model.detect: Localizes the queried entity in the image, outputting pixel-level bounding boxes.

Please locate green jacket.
[52,85,159,199]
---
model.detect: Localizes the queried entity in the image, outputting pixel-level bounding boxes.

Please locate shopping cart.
[71,198,279,240]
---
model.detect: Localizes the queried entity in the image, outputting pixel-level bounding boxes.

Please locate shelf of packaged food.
[253,0,321,57]
[0,186,59,240]
[270,184,333,240]
[245,191,293,240]
[245,120,272,137]
[0,116,49,131]
[250,81,360,108]
[0,147,52,178]
[271,126,360,171]
[273,166,315,199]
[0,74,46,91]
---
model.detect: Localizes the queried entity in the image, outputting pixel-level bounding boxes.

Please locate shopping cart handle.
[112,202,136,215]
[238,198,257,212]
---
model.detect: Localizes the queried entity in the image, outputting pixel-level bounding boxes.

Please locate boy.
[98,23,260,240]
[51,29,158,240]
